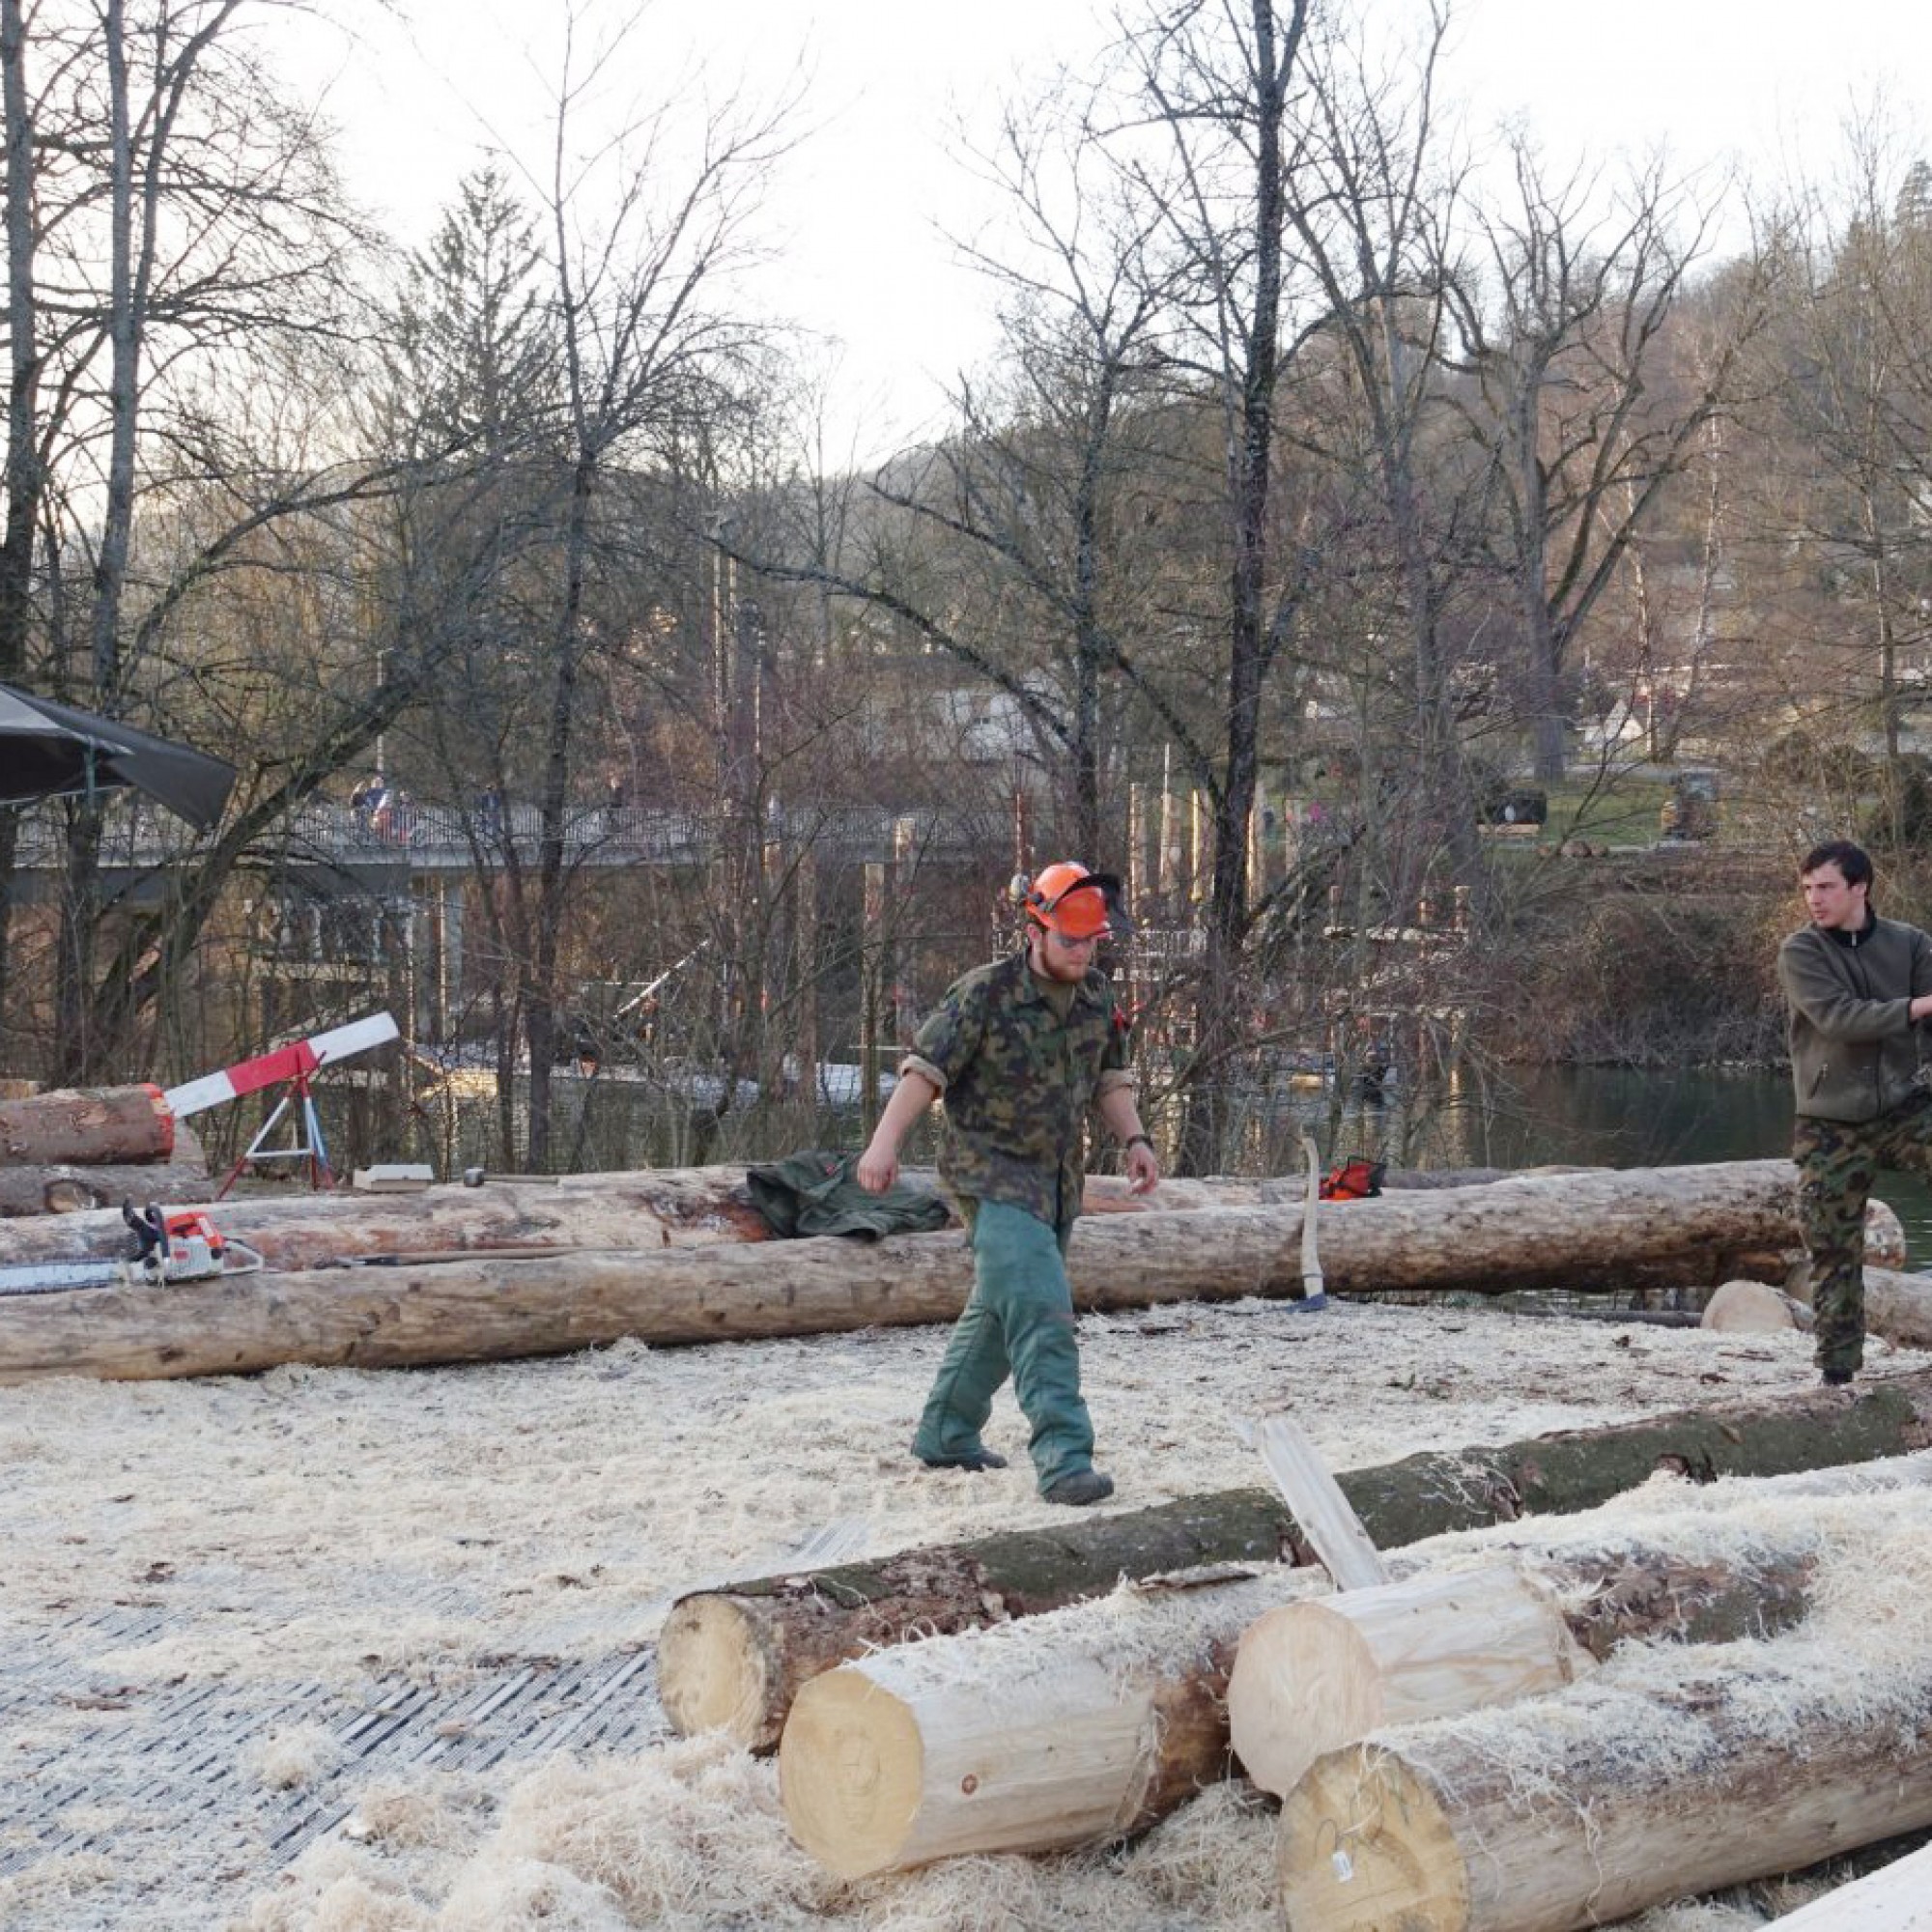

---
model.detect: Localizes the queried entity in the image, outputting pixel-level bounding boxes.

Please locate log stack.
[664,1374,1932,1750]
[0,1083,209,1216]
[774,1463,1932,1885]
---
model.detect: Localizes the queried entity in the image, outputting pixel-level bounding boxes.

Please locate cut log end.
[1232,1564,1583,1801]
[656,1595,778,1747]
[1702,1279,1808,1334]
[1227,1602,1381,1799]
[1278,1746,1468,1932]
[780,1668,923,1879]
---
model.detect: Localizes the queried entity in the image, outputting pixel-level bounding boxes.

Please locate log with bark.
[778,1471,1900,1877]
[660,1371,1932,1749]
[1,1161,1909,1385]
[0,1159,213,1218]
[0,1084,175,1167]
[1274,1592,1932,1930]
[1226,1537,1818,1799]
[0,1166,1293,1270]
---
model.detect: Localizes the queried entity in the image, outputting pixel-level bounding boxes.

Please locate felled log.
[780,1482,1879,1878]
[1769,1839,1932,1929]
[1706,1266,1932,1352]
[1703,1279,1815,1334]
[1227,1540,1816,1799]
[0,1159,1895,1386]
[1275,1627,1932,1930]
[659,1371,1932,1749]
[0,1166,776,1267]
[0,1166,1289,1271]
[779,1572,1300,1877]
[0,1084,174,1167]
[0,1159,213,1218]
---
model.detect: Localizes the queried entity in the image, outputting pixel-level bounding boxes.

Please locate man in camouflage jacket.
[857,863,1159,1505]
[1777,838,1932,1384]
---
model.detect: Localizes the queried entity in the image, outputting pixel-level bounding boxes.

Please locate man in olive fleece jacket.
[1777,839,1932,1383]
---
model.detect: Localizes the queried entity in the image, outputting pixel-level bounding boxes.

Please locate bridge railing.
[3,798,1001,871]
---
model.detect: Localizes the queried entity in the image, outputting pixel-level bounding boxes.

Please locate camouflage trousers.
[1793,1086,1932,1378]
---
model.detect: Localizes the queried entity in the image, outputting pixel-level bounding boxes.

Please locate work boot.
[913,1443,1009,1472]
[1043,1468,1114,1507]
[1821,1366,1854,1387]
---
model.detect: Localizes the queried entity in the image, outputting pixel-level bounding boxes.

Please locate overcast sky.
[294,0,1932,465]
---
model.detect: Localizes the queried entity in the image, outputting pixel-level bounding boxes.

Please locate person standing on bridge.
[1778,838,1932,1385]
[857,862,1159,1506]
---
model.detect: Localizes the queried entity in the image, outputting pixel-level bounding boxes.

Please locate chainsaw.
[0,1202,264,1298]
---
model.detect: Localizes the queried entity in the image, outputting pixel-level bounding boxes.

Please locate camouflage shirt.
[902,949,1136,1233]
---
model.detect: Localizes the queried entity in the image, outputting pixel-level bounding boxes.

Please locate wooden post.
[861,858,886,1132]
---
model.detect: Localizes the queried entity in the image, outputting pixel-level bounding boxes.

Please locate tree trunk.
[0,1084,175,1166]
[1276,1629,1932,1930]
[0,1165,775,1268]
[661,1370,1932,1750]
[781,1483,1881,1878]
[780,1571,1298,1878]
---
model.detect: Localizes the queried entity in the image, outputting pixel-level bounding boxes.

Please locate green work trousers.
[911,1198,1095,1492]
[1793,1085,1932,1378]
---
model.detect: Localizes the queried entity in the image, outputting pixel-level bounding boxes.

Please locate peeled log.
[1864,1267,1932,1351]
[0,1167,776,1268]
[1228,1540,1817,1799]
[1705,1267,1932,1352]
[1771,1840,1932,1930]
[1275,1636,1932,1931]
[1702,1279,1815,1333]
[660,1371,1932,1750]
[0,1084,174,1167]
[1231,1566,1584,1801]
[780,1572,1301,1877]
[0,1159,1897,1386]
[0,1166,1295,1272]
[781,1485,1865,1878]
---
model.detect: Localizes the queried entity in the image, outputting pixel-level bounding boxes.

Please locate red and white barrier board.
[163,1012,400,1120]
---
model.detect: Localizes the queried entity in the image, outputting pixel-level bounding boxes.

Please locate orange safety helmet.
[1014,861,1128,940]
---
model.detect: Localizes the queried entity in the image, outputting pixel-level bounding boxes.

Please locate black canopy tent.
[0,682,236,831]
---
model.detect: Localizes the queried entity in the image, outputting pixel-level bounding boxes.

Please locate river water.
[1336,1064,1932,1269]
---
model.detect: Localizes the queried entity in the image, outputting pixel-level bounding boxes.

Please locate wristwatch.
[1124,1133,1155,1153]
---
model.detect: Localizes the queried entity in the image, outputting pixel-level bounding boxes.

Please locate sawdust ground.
[1,1293,1923,1930]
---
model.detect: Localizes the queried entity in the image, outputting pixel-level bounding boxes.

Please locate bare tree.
[1442,141,1770,784]
[488,1,790,1166]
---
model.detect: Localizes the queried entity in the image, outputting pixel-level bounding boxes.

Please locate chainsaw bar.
[0,1259,129,1297]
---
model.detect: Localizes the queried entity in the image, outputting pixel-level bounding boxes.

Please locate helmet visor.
[1040,870,1132,939]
